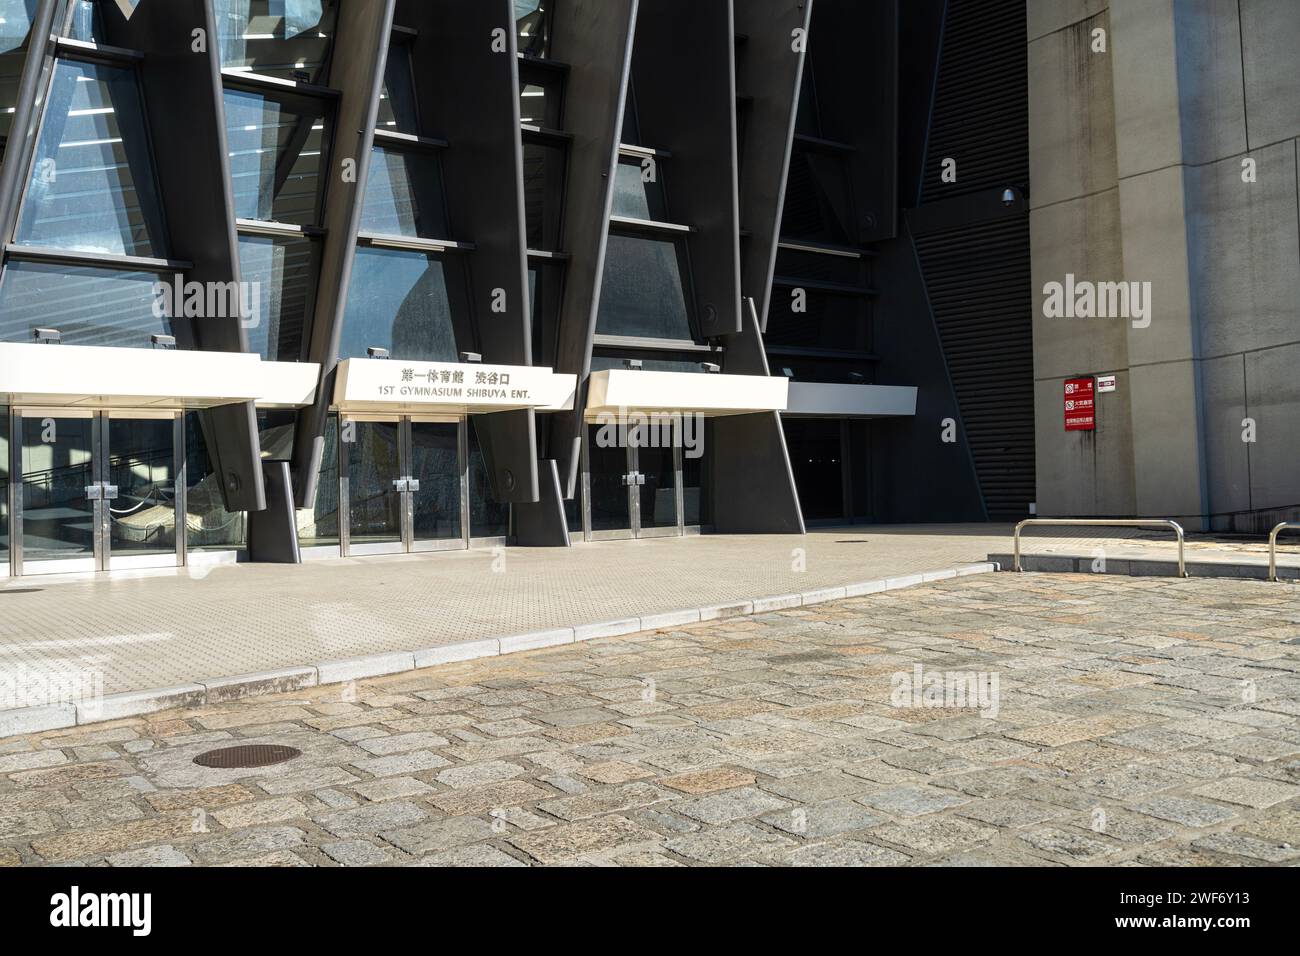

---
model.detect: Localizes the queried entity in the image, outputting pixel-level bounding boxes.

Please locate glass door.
[105,413,182,571]
[341,417,468,555]
[15,411,98,575]
[409,420,465,552]
[343,418,404,555]
[585,424,634,539]
[633,426,679,538]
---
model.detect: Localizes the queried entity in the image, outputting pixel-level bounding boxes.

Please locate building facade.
[1,0,1288,582]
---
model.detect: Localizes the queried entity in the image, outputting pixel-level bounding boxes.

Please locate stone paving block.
[1132,796,1239,827]
[856,786,972,818]
[106,844,192,867]
[662,822,795,864]
[1016,826,1123,861]
[429,780,550,816]
[955,798,1068,828]
[316,801,428,839]
[436,760,525,789]
[870,816,998,855]
[578,761,654,785]
[350,776,433,803]
[350,750,450,778]
[672,787,792,825]
[659,767,756,794]
[381,816,495,855]
[357,732,450,756]
[538,782,672,822]
[785,840,911,867]
[508,814,661,864]
[322,840,394,866]
[760,771,864,803]
[762,799,883,839]
[194,826,307,864]
[1190,776,1300,809]
[1191,832,1300,863]
[414,844,528,867]
[211,797,307,829]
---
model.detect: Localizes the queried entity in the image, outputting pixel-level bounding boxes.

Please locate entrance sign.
[1096,373,1117,393]
[333,359,575,414]
[1064,377,1095,431]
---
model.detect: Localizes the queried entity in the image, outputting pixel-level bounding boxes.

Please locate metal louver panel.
[913,216,1034,520]
[920,0,1028,203]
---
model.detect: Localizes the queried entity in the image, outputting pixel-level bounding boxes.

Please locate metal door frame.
[11,408,183,576]
[341,414,468,557]
[408,416,469,554]
[582,421,685,542]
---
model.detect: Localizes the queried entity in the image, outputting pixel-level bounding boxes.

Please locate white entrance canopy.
[333,358,576,414]
[583,369,788,419]
[784,382,918,418]
[0,343,320,410]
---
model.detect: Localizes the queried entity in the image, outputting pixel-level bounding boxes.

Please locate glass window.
[224,87,328,226]
[0,260,172,347]
[185,412,246,552]
[360,147,447,240]
[1,1,39,156]
[297,412,338,548]
[517,65,562,128]
[469,422,509,538]
[611,155,668,221]
[522,139,565,250]
[595,233,693,339]
[64,0,104,42]
[377,42,418,134]
[765,290,870,352]
[238,233,314,361]
[214,0,338,85]
[529,261,564,368]
[515,1,551,59]
[338,246,464,362]
[16,58,167,257]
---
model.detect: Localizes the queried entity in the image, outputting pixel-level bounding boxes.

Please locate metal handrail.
[1013,518,1187,577]
[1267,522,1300,582]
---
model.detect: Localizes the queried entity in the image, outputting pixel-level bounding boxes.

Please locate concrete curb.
[1,562,998,735]
[988,553,1300,581]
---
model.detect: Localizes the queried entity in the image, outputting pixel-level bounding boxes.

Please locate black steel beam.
[631,0,742,338]
[403,0,538,507]
[542,0,639,501]
[290,0,397,508]
[733,0,814,331]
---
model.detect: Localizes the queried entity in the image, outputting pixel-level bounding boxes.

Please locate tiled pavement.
[4,523,1293,702]
[2,572,1299,867]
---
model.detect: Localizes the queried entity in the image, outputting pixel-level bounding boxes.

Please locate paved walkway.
[1,573,1297,866]
[3,524,1294,705]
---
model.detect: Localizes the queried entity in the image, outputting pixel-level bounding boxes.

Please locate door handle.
[635,474,646,486]
[85,485,102,500]
[392,479,408,492]
[406,479,420,493]
[101,484,119,501]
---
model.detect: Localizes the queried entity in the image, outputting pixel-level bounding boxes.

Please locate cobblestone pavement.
[2,573,1299,867]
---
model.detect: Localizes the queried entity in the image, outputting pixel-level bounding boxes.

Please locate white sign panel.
[1096,374,1117,393]
[334,359,575,413]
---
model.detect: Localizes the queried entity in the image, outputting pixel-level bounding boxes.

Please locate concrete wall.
[1028,0,1300,530]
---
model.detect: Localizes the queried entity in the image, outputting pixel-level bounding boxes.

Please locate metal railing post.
[1268,522,1300,582]
[1013,518,1187,578]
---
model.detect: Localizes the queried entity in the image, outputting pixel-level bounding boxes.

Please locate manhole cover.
[193,744,301,769]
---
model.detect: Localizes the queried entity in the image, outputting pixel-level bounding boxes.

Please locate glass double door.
[585,423,682,540]
[10,410,181,575]
[342,417,465,555]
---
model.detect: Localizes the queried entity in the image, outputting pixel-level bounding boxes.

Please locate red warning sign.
[1064,377,1095,431]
